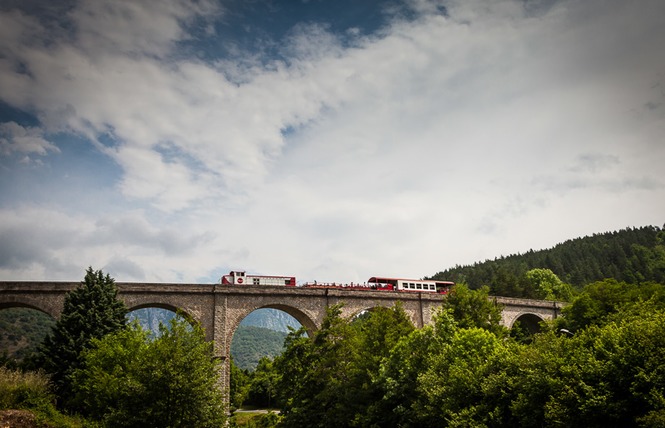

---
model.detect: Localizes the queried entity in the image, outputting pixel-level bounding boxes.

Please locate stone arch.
[126,302,197,326]
[0,300,59,319]
[344,305,417,328]
[227,303,317,345]
[510,312,545,335]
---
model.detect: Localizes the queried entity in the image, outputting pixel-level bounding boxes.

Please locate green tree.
[37,267,127,406]
[556,279,665,332]
[348,304,415,427]
[272,326,315,426]
[229,357,250,410]
[274,304,416,428]
[509,302,665,427]
[72,318,226,427]
[297,304,359,428]
[417,327,509,427]
[443,283,506,336]
[246,357,280,408]
[370,308,457,428]
[524,268,573,301]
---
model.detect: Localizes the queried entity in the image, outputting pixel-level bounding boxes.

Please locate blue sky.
[1,0,664,284]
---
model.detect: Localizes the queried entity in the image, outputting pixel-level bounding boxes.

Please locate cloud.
[0,0,664,282]
[0,122,59,158]
[568,154,620,174]
[70,0,219,58]
[0,206,223,282]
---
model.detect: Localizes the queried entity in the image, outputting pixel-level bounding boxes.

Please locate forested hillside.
[231,325,288,370]
[431,225,665,297]
[0,309,54,363]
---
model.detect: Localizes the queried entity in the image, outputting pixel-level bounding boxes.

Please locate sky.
[0,0,664,285]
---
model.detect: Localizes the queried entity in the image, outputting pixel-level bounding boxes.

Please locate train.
[366,276,454,294]
[220,271,453,294]
[220,270,297,286]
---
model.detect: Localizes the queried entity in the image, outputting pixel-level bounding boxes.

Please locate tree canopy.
[273,303,415,428]
[258,281,665,427]
[37,267,127,406]
[431,225,665,296]
[72,318,226,428]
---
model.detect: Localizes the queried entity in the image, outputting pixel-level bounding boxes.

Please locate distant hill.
[0,308,54,363]
[240,308,301,332]
[431,225,665,297]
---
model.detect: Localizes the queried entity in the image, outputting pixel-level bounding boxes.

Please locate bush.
[0,367,53,410]
[0,367,95,428]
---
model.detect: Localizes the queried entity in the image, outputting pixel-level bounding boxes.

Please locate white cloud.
[0,0,664,282]
[0,122,60,157]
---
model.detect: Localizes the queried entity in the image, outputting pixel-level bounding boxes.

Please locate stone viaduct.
[0,281,564,405]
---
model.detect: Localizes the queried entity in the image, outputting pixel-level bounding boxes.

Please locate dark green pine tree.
[37,267,127,407]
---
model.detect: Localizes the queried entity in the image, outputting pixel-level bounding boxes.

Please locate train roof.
[226,271,295,278]
[368,276,454,284]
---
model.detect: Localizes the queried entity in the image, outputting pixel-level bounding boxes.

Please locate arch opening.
[229,306,312,412]
[126,306,193,337]
[510,313,545,343]
[231,307,304,372]
[0,307,56,365]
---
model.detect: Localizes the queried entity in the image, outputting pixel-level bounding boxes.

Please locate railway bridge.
[0,281,564,403]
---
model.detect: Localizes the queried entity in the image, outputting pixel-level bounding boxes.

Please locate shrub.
[0,367,53,410]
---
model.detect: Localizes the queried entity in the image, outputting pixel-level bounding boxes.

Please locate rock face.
[128,307,302,335]
[239,308,302,332]
[127,307,178,335]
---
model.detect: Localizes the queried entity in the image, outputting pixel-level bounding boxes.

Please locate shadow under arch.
[511,313,545,335]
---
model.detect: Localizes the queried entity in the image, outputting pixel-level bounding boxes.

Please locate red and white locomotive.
[220,270,296,287]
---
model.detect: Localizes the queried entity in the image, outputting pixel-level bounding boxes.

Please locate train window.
[284,280,290,285]
[253,278,260,285]
[416,284,422,290]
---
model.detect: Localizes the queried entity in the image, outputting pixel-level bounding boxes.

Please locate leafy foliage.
[555,279,665,332]
[431,225,665,295]
[273,304,415,428]
[246,357,280,409]
[230,357,251,410]
[442,283,506,335]
[36,267,127,406]
[72,318,226,428]
[267,281,665,427]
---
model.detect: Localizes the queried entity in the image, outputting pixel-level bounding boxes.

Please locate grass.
[231,410,281,427]
[0,367,96,427]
